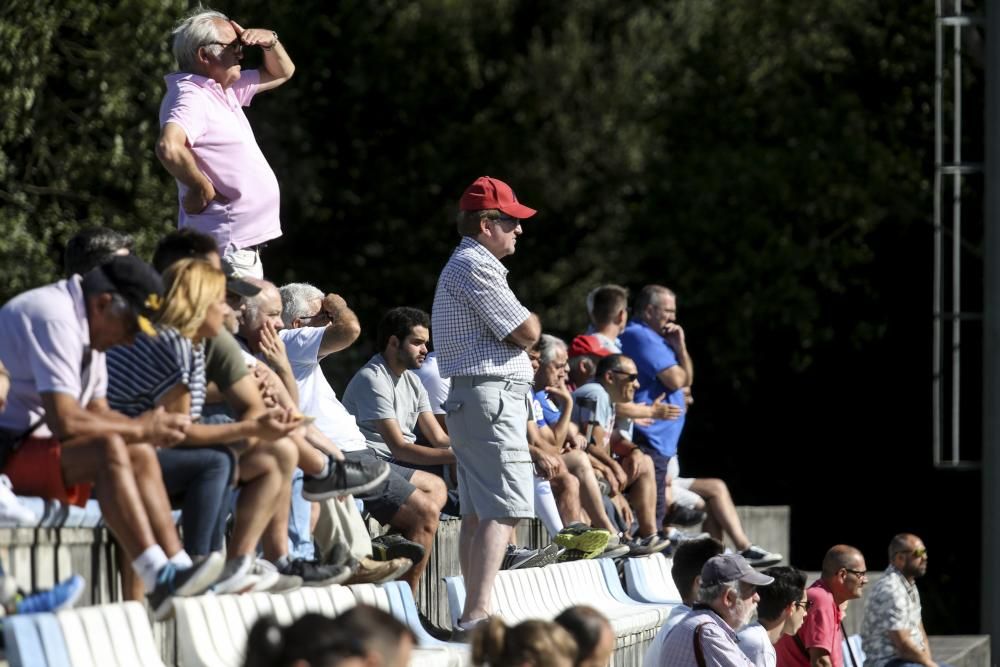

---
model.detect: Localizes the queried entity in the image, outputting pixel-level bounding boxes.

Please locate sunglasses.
[204,36,243,56]
[895,547,928,559]
[794,600,813,611]
[610,369,639,382]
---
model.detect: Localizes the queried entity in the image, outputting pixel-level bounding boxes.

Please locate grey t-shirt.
[342,353,431,458]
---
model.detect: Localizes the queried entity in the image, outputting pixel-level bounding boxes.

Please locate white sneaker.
[212,555,259,594]
[0,475,38,526]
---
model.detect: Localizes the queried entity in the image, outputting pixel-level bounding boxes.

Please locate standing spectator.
[775,545,868,667]
[861,534,951,667]
[644,536,726,665]
[0,256,223,618]
[738,566,810,667]
[431,175,540,633]
[341,305,453,590]
[658,553,774,666]
[156,8,294,278]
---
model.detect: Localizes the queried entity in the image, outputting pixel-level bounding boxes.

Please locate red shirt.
[775,579,844,667]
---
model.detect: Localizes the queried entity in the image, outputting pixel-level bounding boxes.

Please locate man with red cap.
[431,176,541,634]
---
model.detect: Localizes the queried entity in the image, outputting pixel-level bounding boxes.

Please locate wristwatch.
[264,31,278,51]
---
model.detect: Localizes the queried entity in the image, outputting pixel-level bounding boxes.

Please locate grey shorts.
[443,377,534,520]
[343,449,417,525]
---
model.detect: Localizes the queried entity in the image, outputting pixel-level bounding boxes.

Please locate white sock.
[276,555,291,569]
[132,545,170,593]
[533,477,563,539]
[316,456,331,479]
[169,550,193,569]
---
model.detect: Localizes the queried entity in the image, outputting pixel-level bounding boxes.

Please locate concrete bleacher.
[1,502,990,667]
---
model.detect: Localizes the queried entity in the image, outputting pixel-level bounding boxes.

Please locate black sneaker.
[664,503,706,527]
[371,534,426,564]
[741,545,783,568]
[302,456,390,501]
[148,552,225,620]
[501,544,561,570]
[277,558,352,587]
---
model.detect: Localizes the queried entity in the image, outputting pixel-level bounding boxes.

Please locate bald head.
[821,545,864,578]
[889,533,919,559]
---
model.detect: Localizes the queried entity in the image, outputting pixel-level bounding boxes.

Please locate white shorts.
[222,247,264,279]
[667,456,699,507]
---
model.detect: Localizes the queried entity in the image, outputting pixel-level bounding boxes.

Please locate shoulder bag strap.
[693,621,712,667]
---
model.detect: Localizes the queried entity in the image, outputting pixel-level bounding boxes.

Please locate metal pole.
[952,0,963,462]
[934,0,944,465]
[981,0,1000,655]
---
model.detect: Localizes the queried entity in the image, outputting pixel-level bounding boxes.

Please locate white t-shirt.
[411,351,450,415]
[279,326,367,452]
[737,622,775,667]
[0,276,107,437]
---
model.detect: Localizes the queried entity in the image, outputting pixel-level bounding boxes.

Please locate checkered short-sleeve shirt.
[431,237,533,382]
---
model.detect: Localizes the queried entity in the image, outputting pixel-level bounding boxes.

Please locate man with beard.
[861,534,950,667]
[658,553,774,666]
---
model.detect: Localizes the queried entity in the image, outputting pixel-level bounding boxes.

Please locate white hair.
[538,334,567,365]
[698,580,739,605]
[279,282,324,326]
[171,8,228,73]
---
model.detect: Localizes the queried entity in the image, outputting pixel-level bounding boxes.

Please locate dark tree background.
[0,0,983,631]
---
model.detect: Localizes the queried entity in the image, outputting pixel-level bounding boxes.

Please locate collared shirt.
[0,276,106,437]
[659,606,754,667]
[431,237,532,382]
[861,566,925,667]
[775,579,844,667]
[644,603,691,665]
[159,70,281,253]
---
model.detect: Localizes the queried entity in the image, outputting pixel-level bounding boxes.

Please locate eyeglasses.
[794,600,813,611]
[298,311,329,325]
[610,369,639,382]
[204,37,243,56]
[843,568,868,579]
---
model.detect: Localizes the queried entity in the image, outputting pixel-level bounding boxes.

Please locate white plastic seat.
[623,553,682,604]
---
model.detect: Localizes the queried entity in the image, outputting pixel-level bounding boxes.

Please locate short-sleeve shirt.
[619,320,687,457]
[861,566,925,667]
[107,327,207,421]
[412,351,450,415]
[737,622,776,667]
[431,237,532,381]
[159,70,281,253]
[280,326,367,452]
[775,579,844,667]
[341,354,432,458]
[203,330,250,392]
[659,606,754,666]
[0,276,106,437]
[571,382,615,448]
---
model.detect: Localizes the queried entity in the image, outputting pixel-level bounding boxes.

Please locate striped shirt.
[431,237,532,382]
[658,606,754,667]
[106,327,207,421]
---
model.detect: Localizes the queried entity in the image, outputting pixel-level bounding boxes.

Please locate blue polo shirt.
[619,320,686,457]
[532,389,562,427]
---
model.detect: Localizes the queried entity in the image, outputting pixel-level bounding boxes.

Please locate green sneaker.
[554,524,610,558]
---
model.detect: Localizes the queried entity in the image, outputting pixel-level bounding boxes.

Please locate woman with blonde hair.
[107,258,304,596]
[472,617,578,667]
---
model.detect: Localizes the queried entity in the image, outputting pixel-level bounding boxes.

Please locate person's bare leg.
[255,439,299,561]
[549,470,581,525]
[622,451,657,537]
[688,478,751,550]
[388,471,446,592]
[292,431,327,476]
[62,435,156,558]
[459,513,479,579]
[127,444,183,556]
[461,517,517,624]
[229,440,293,558]
[563,450,617,532]
[703,512,723,541]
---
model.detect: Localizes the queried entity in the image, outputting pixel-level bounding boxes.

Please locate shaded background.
[0,0,984,632]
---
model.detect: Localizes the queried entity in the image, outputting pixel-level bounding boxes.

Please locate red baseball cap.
[459,176,537,219]
[568,334,611,359]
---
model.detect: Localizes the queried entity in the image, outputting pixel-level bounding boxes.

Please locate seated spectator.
[644,536,726,664]
[737,566,809,667]
[659,553,774,666]
[277,283,440,592]
[63,227,133,277]
[861,533,952,667]
[412,350,449,431]
[775,545,868,667]
[0,255,223,618]
[570,354,667,554]
[106,258,317,592]
[555,605,615,667]
[472,617,579,667]
[339,306,454,588]
[244,606,415,667]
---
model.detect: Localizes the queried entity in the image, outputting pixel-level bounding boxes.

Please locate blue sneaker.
[148,552,225,620]
[16,575,86,614]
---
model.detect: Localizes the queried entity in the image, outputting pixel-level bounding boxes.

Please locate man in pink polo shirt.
[156,8,295,279]
[775,544,868,667]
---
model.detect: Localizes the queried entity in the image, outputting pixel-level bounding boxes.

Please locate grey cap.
[701,554,775,587]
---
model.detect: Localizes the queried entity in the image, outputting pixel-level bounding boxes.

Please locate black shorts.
[343,449,417,525]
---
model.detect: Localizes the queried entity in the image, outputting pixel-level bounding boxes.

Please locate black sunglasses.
[610,369,639,382]
[203,37,243,55]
